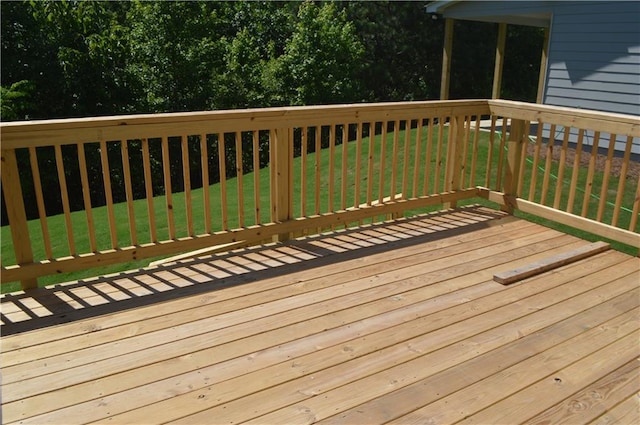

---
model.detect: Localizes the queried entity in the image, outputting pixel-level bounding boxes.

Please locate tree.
[343,1,444,102]
[267,1,365,106]
[127,1,231,113]
[0,80,34,120]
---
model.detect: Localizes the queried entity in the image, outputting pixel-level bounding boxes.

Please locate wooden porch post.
[536,27,550,104]
[1,149,37,290]
[440,18,454,100]
[502,119,527,213]
[271,128,292,242]
[444,115,466,209]
[492,23,507,99]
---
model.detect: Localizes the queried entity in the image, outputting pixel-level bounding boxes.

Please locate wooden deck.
[1,205,639,425]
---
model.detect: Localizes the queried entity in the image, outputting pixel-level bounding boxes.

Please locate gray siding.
[544,2,640,117]
[430,0,640,153]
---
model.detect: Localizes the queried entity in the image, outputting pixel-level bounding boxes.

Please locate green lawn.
[2,124,637,292]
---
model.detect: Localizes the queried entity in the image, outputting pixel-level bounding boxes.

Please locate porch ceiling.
[426,0,551,28]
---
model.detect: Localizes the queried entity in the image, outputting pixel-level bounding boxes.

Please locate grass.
[2,123,637,293]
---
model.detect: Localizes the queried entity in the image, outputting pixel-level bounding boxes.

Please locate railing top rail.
[488,99,640,137]
[0,100,490,150]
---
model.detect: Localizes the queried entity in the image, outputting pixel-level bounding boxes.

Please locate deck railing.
[1,99,638,289]
[481,100,639,248]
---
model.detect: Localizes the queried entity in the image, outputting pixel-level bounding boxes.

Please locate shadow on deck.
[1,205,507,336]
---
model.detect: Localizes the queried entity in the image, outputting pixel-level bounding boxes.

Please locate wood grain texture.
[2,209,638,425]
[493,241,611,285]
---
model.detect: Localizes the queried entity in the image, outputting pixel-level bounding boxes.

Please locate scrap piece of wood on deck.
[493,241,610,285]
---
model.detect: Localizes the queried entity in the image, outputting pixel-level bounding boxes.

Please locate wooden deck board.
[1,205,638,425]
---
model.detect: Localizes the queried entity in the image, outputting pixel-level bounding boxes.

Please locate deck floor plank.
[2,221,551,382]
[589,393,640,425]
[1,206,638,425]
[319,289,640,425]
[526,360,640,425]
[230,275,640,425]
[453,330,640,425]
[19,242,611,423]
[149,257,635,425]
[1,209,522,351]
[5,236,585,421]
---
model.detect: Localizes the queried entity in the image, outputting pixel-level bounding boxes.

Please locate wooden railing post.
[502,118,527,213]
[271,128,292,242]
[444,115,466,209]
[1,149,37,290]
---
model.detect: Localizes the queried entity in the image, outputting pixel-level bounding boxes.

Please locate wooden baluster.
[540,124,557,205]
[120,140,137,245]
[402,120,411,199]
[314,126,321,215]
[200,134,211,233]
[328,124,336,211]
[612,136,634,227]
[566,129,585,214]
[495,117,508,191]
[516,121,530,196]
[434,117,445,193]
[28,146,53,259]
[300,127,307,217]
[99,139,118,248]
[460,116,471,188]
[581,131,600,217]
[378,122,388,204]
[77,143,97,252]
[141,138,158,242]
[412,119,423,198]
[485,116,498,188]
[423,118,434,195]
[181,135,193,235]
[288,128,294,223]
[161,136,175,239]
[553,126,571,209]
[1,148,36,289]
[366,122,375,206]
[54,144,75,255]
[341,124,348,210]
[597,133,617,222]
[528,122,544,202]
[252,130,261,225]
[218,134,228,231]
[354,122,363,208]
[235,131,244,228]
[469,116,481,188]
[390,120,400,201]
[629,174,639,233]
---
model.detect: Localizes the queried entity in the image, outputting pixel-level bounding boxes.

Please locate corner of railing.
[501,118,527,214]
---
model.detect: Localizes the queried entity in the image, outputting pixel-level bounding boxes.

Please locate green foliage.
[1,0,544,224]
[1,80,34,120]
[127,1,229,112]
[343,1,443,101]
[268,1,365,105]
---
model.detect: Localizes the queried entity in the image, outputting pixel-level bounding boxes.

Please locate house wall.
[428,0,640,153]
[543,2,640,154]
[544,1,640,117]
[429,1,640,117]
